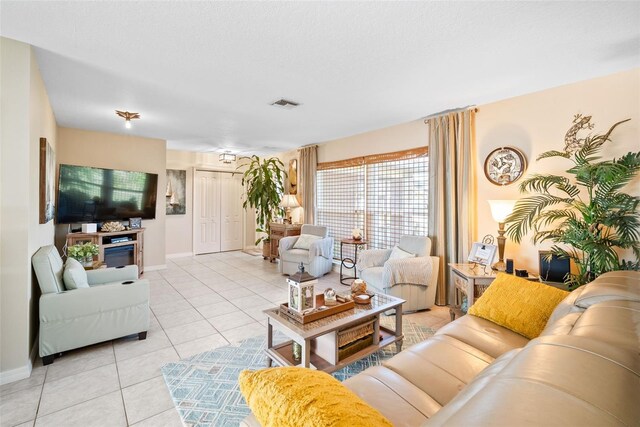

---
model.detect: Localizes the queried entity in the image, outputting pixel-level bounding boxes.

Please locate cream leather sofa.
[242,271,640,426]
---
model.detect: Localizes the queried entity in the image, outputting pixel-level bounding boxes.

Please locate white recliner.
[278,225,334,277]
[356,236,439,313]
[32,245,150,365]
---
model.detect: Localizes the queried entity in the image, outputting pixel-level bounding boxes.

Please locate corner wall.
[55,128,167,269]
[0,37,57,383]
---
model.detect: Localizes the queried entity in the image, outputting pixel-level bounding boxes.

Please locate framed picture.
[39,137,55,224]
[468,242,497,266]
[484,146,527,186]
[166,169,186,215]
[289,159,298,195]
[129,217,142,229]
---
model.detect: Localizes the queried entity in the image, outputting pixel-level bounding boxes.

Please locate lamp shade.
[488,200,517,223]
[280,194,300,208]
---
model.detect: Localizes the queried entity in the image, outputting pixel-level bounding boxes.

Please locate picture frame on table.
[467,242,497,266]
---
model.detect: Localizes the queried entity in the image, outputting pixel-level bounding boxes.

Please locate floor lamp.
[488,200,517,271]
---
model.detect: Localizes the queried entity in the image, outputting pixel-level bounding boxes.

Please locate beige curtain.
[299,145,317,224]
[427,110,476,305]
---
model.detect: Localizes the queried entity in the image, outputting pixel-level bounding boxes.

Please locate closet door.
[193,171,221,254]
[220,173,243,251]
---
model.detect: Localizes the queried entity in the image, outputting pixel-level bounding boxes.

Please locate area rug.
[161,317,436,427]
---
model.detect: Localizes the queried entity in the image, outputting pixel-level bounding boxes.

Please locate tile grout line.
[113,343,132,426]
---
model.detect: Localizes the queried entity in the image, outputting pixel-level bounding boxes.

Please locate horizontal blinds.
[366,156,429,250]
[316,146,429,259]
[317,147,428,171]
[316,165,365,260]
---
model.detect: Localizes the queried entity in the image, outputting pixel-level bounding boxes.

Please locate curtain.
[427,109,476,305]
[299,145,317,224]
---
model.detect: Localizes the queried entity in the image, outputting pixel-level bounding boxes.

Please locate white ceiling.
[2,1,639,154]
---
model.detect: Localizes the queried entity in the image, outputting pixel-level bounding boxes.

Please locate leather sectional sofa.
[243,270,640,426]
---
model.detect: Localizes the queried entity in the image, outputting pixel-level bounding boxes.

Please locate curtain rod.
[423,105,478,123]
[297,144,318,150]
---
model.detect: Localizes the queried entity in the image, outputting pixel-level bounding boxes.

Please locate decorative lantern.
[287,263,318,314]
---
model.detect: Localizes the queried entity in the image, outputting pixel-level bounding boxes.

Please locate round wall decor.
[484,147,527,186]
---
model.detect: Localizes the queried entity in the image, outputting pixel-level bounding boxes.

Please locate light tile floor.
[0,251,451,427]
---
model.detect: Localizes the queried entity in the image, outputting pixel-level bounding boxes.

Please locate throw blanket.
[309,237,333,259]
[383,256,433,288]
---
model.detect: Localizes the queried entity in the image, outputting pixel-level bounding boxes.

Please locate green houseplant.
[237,155,287,254]
[67,242,100,266]
[506,115,640,289]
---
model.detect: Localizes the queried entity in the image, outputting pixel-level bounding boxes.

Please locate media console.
[66,229,144,277]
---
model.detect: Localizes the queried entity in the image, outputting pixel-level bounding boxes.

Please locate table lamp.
[488,199,517,271]
[280,194,300,224]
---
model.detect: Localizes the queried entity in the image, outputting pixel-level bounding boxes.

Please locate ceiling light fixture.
[219,151,236,164]
[115,110,140,129]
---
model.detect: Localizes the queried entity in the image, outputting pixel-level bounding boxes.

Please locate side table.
[448,263,540,321]
[268,222,302,262]
[339,239,367,285]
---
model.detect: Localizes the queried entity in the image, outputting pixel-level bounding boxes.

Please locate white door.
[194,171,221,254]
[220,173,244,251]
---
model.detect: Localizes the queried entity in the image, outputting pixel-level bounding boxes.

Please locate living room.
[1,2,639,427]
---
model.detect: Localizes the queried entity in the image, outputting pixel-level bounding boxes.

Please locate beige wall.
[476,68,640,274]
[1,38,57,382]
[55,128,167,268]
[317,119,427,163]
[165,150,256,256]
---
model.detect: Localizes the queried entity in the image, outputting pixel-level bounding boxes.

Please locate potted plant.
[236,155,287,258]
[68,242,100,267]
[506,115,640,289]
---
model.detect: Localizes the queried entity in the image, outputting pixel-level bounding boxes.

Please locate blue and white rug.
[161,317,436,427]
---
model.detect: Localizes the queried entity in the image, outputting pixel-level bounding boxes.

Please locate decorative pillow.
[239,367,393,427]
[293,234,322,250]
[389,246,415,260]
[468,273,569,339]
[63,258,90,290]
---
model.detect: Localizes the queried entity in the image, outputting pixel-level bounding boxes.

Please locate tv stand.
[66,229,144,277]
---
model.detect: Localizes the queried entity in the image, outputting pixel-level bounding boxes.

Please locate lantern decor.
[287,263,318,315]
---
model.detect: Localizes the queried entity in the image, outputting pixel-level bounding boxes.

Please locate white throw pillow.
[293,234,322,250]
[63,258,90,290]
[389,246,416,260]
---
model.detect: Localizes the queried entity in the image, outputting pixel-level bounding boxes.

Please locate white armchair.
[278,225,334,277]
[356,236,439,313]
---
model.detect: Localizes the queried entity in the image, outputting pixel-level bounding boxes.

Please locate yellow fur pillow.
[468,273,569,339]
[239,367,393,427]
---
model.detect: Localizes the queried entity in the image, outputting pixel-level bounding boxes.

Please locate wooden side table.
[340,239,367,285]
[448,263,540,320]
[268,223,302,262]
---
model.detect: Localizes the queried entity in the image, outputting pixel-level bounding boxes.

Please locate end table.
[339,238,367,285]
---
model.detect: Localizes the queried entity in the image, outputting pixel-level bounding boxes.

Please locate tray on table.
[279,294,355,324]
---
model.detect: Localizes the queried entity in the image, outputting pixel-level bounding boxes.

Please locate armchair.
[32,245,150,365]
[278,225,334,277]
[356,236,439,312]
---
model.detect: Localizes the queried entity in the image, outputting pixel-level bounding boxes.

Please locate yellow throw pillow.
[239,367,393,427]
[468,273,569,339]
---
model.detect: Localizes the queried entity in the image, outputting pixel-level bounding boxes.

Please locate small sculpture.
[351,228,362,240]
[101,221,125,232]
[351,279,367,296]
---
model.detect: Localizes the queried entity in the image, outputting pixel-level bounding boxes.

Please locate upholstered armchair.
[32,245,150,365]
[278,225,334,277]
[356,236,439,312]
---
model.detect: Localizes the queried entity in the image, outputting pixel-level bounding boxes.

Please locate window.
[316,148,428,258]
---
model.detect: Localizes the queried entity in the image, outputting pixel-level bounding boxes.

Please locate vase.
[82,256,93,268]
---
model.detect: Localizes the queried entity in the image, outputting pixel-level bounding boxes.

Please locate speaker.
[539,251,570,283]
[505,259,514,274]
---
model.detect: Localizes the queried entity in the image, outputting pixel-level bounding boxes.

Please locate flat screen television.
[56,164,158,224]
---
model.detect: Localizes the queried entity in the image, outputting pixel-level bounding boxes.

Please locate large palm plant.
[237,155,286,245]
[506,116,640,289]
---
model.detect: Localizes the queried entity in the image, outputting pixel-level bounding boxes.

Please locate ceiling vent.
[271,99,300,110]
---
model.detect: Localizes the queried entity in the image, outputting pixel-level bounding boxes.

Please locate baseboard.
[166,252,194,259]
[144,264,167,272]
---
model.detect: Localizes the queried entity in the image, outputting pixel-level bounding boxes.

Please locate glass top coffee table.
[263,293,405,373]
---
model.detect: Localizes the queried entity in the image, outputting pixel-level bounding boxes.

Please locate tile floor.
[0,251,452,427]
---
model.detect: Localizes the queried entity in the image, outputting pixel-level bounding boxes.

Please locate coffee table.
[264,293,405,373]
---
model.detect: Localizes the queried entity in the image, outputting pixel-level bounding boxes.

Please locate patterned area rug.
[161,317,436,427]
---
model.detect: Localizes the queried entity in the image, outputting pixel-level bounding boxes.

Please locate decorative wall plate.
[484,147,527,186]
